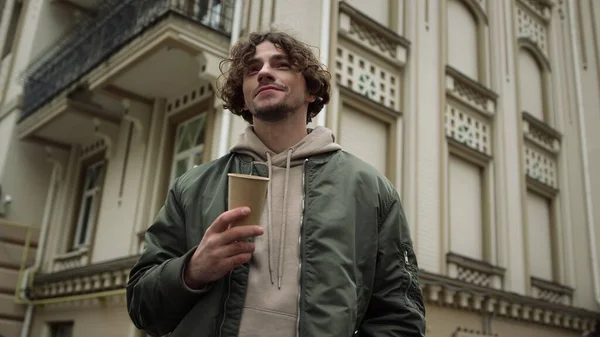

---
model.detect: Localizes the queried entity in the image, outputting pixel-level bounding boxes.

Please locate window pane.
[178,126,192,152]
[175,158,188,178]
[77,196,93,246]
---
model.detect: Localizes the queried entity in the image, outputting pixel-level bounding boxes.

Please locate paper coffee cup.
[228,173,269,226]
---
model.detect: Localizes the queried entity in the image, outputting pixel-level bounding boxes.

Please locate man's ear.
[306,95,316,103]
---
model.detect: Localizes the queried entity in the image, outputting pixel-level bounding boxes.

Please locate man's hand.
[183,207,263,289]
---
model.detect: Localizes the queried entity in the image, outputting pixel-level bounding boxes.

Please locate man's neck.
[252,115,308,154]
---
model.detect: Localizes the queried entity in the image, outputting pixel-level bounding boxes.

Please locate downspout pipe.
[316,0,331,127]
[567,0,600,308]
[217,0,243,157]
[19,154,61,337]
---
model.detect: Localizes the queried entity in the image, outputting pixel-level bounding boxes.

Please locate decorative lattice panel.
[536,288,565,304]
[445,105,491,155]
[525,122,558,153]
[457,265,491,287]
[451,78,489,113]
[517,4,548,55]
[524,145,558,188]
[335,46,400,110]
[348,20,398,59]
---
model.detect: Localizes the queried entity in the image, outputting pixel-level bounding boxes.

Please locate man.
[126,30,426,337]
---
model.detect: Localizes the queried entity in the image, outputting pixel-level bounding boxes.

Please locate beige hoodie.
[230,125,341,337]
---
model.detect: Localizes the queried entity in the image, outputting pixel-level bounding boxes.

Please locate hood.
[230,125,342,167]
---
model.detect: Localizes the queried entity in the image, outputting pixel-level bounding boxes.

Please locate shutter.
[449,155,484,260]
[340,105,388,175]
[527,191,553,280]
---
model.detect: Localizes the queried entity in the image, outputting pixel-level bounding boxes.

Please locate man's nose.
[257,65,275,83]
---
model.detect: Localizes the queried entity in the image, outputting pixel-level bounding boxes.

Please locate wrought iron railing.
[20,0,233,122]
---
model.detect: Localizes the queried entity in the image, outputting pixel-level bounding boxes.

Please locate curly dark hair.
[216,30,331,124]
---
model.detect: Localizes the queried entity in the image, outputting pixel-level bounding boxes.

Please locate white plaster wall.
[410,0,443,274]
[0,110,52,228]
[92,116,150,264]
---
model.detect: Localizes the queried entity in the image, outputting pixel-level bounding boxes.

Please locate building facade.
[0,0,599,336]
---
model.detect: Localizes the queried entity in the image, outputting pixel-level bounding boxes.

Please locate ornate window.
[514,0,572,304]
[170,113,207,184]
[443,64,500,287]
[446,0,490,83]
[334,2,408,186]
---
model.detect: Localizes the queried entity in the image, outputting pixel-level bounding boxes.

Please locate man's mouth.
[255,85,283,97]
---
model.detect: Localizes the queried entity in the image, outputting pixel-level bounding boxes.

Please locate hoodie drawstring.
[266,152,275,285]
[265,149,293,289]
[278,148,292,289]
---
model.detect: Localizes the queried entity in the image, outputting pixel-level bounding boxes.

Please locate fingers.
[217,225,263,246]
[225,253,252,269]
[208,207,251,233]
[217,240,256,257]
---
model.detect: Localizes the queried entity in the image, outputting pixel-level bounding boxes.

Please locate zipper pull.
[404,251,409,265]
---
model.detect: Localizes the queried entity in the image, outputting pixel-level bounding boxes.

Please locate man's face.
[242,41,314,123]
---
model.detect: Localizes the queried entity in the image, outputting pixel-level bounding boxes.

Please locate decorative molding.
[447,253,505,289]
[524,143,558,189]
[195,51,222,82]
[79,138,106,159]
[93,118,119,159]
[531,277,574,306]
[165,81,213,116]
[462,0,489,25]
[516,0,550,59]
[122,99,150,141]
[452,327,498,337]
[522,111,561,154]
[51,248,90,273]
[420,270,600,332]
[30,255,139,300]
[338,1,410,65]
[446,66,497,116]
[517,0,553,21]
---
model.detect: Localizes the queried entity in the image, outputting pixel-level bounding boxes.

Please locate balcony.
[17,0,233,147]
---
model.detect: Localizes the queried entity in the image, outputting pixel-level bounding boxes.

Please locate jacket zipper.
[218,272,233,337]
[296,159,308,337]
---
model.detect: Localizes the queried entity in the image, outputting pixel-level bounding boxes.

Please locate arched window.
[447,0,480,80]
[518,49,545,121]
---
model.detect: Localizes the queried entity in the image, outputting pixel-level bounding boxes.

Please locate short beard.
[251,100,302,123]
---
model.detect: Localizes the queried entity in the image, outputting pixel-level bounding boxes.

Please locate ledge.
[522,111,562,140]
[531,277,574,297]
[447,137,493,166]
[338,1,410,50]
[526,175,559,198]
[35,255,139,285]
[446,66,498,100]
[420,270,600,332]
[447,253,505,277]
[338,84,403,118]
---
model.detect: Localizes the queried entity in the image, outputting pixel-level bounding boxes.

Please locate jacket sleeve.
[359,190,426,337]
[126,178,206,336]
